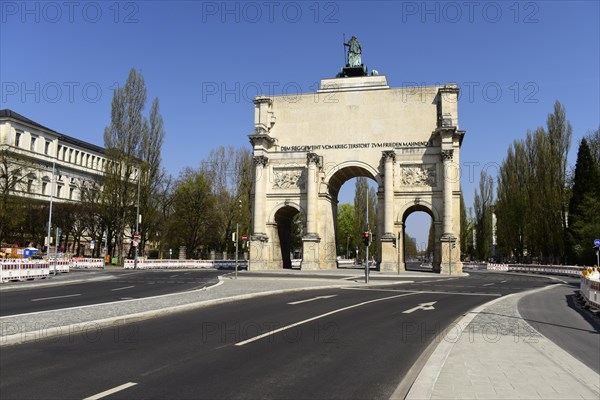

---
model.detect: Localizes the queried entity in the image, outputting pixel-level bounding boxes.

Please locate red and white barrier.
[580,274,600,309]
[1,260,51,282]
[123,259,248,270]
[487,263,509,271]
[71,258,104,269]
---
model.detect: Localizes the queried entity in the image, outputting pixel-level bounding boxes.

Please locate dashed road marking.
[31,294,81,302]
[83,382,138,400]
[111,285,135,291]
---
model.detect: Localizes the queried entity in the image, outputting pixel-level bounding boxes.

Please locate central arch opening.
[328,165,381,268]
[274,205,304,269]
[403,206,435,272]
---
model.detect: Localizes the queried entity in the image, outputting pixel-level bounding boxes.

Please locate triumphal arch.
[248,39,465,274]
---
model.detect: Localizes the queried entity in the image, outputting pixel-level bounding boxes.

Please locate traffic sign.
[594,239,600,247]
[132,240,139,247]
[242,235,248,241]
[133,233,140,239]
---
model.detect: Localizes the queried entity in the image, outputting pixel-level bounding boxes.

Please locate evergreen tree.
[567,138,600,264]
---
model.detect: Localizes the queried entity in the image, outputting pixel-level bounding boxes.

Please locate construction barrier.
[487,263,509,271]
[123,259,249,270]
[1,260,51,282]
[71,258,104,269]
[580,270,600,310]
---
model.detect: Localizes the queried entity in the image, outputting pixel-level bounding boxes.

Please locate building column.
[440,149,456,274]
[252,155,268,237]
[380,150,397,272]
[302,153,321,270]
[305,153,319,237]
[397,222,406,272]
[383,150,395,236]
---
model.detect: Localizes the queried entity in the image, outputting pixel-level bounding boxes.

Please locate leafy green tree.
[167,168,215,258]
[474,171,494,261]
[336,203,355,257]
[353,177,378,259]
[103,68,148,259]
[201,146,252,253]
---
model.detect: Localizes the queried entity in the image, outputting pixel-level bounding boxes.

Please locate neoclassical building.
[0,109,107,203]
[247,75,465,274]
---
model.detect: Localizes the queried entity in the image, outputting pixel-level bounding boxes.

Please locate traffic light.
[363,231,370,246]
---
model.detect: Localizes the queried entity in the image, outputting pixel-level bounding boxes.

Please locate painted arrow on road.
[402,301,437,314]
[288,295,337,305]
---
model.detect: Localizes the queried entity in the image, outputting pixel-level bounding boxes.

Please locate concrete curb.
[0,281,353,347]
[403,284,559,400]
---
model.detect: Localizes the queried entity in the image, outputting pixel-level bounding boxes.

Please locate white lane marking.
[169,274,179,278]
[236,292,418,346]
[111,285,135,291]
[402,301,437,314]
[83,382,138,400]
[483,283,495,286]
[31,294,81,302]
[340,287,501,297]
[500,280,507,283]
[288,295,337,305]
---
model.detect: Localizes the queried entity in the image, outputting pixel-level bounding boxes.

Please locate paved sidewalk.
[406,287,600,400]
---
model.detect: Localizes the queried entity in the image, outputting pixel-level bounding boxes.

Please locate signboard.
[594,239,600,247]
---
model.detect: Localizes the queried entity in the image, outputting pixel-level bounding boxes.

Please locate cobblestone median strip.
[404,285,600,400]
[0,277,355,346]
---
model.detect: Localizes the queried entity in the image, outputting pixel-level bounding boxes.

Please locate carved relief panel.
[272,168,306,190]
[399,164,436,187]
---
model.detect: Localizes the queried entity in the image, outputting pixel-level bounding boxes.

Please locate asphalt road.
[0,269,224,316]
[0,272,557,400]
[518,278,600,374]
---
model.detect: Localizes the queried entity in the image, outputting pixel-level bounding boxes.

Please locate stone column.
[397,222,406,272]
[383,150,395,236]
[440,149,456,274]
[302,153,321,270]
[380,150,398,272]
[305,153,319,236]
[442,149,454,236]
[252,155,268,237]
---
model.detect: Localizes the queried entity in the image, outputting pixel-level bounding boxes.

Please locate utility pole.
[46,160,55,260]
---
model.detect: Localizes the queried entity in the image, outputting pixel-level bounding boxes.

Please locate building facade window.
[56,185,62,198]
[69,187,74,200]
[27,179,34,192]
[42,182,48,195]
[15,131,22,147]
[45,141,50,155]
[30,135,37,151]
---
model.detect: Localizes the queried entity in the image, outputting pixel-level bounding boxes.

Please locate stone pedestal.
[248,236,270,270]
[379,235,398,272]
[301,236,321,270]
[440,235,462,274]
[179,246,186,260]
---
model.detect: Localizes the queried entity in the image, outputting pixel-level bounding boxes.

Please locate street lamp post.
[235,199,242,279]
[134,168,141,269]
[346,236,350,259]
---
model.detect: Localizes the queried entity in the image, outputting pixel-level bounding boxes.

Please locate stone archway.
[268,203,305,269]
[398,202,441,272]
[248,73,465,274]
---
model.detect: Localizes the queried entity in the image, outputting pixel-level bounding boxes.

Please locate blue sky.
[2,1,599,247]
